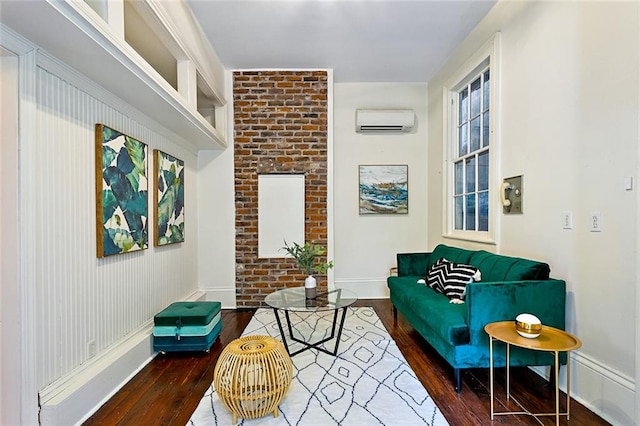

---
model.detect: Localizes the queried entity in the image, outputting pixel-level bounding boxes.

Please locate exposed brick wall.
[233,71,329,308]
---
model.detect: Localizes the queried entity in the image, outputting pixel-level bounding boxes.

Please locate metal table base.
[271,307,349,357]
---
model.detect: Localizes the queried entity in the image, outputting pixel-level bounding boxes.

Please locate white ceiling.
[186,0,497,83]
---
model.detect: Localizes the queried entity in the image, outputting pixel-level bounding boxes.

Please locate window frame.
[442,33,501,244]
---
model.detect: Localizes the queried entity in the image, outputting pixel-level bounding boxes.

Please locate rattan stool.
[214,335,293,424]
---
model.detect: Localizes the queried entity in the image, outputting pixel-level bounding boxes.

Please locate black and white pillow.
[426,258,447,293]
[426,258,481,301]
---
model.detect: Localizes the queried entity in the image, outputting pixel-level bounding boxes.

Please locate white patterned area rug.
[188,307,448,426]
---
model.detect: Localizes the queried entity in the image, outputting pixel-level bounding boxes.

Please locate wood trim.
[95,124,105,258]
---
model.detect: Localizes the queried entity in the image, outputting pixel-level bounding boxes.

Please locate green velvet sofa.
[387,244,566,392]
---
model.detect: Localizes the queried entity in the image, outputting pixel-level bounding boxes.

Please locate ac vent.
[359,125,406,132]
[356,109,415,133]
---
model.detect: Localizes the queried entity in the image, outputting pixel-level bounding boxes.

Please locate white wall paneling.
[14,43,202,424]
[0,46,21,426]
[18,48,41,426]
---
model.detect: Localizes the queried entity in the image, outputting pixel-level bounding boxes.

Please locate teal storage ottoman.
[153,301,222,353]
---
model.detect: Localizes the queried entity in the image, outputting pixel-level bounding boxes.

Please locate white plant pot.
[305,275,317,288]
[305,275,317,299]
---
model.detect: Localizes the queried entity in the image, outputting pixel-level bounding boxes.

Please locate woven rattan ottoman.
[214,335,293,424]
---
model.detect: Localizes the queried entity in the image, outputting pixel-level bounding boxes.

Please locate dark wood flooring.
[84,299,609,425]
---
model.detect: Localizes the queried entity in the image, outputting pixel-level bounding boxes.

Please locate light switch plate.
[562,211,573,229]
[590,212,602,232]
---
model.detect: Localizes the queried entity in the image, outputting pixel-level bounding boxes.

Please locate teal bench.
[153,301,222,353]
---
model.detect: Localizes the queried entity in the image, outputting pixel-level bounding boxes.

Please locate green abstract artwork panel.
[96,124,148,257]
[155,150,185,246]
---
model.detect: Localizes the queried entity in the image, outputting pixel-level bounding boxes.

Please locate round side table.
[485,321,582,425]
[214,335,293,424]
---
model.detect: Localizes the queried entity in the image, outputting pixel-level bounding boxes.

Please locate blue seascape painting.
[359,165,408,214]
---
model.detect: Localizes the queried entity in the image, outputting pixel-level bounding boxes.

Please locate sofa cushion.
[425,258,446,293]
[388,277,469,346]
[426,258,480,301]
[469,250,550,281]
[441,263,480,301]
[427,244,474,270]
[397,252,430,277]
[410,292,469,346]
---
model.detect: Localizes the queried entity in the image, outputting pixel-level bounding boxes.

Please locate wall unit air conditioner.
[355,109,415,133]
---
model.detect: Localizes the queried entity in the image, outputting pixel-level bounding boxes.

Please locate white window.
[454,68,490,232]
[444,34,500,243]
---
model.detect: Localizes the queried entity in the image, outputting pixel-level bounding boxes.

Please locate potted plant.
[281,240,334,299]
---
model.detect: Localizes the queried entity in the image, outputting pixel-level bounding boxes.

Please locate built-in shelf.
[0,0,227,151]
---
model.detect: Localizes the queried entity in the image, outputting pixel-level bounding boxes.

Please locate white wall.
[197,147,237,307]
[334,83,428,298]
[427,1,638,424]
[197,70,237,307]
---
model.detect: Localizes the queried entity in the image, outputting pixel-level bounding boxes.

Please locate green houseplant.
[281,241,334,298]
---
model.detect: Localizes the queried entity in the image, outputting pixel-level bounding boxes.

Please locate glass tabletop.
[264,287,357,312]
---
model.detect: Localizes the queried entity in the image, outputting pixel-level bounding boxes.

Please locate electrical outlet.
[590,212,602,232]
[562,211,573,229]
[88,340,96,358]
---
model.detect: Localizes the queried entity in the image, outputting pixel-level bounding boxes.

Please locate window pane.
[454,161,463,195]
[459,88,468,124]
[478,151,489,191]
[458,123,468,156]
[483,70,490,110]
[483,111,490,147]
[470,77,481,117]
[454,196,463,230]
[478,191,489,231]
[470,116,481,152]
[465,194,476,230]
[465,157,476,193]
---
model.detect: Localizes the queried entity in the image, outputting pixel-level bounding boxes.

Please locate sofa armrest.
[466,279,566,345]
[396,252,432,277]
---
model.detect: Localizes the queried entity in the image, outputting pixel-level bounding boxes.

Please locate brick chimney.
[233,71,329,308]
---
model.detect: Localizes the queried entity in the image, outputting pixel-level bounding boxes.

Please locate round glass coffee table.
[264,287,357,357]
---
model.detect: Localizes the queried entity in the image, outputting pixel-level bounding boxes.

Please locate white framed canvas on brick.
[359,165,408,215]
[257,174,305,258]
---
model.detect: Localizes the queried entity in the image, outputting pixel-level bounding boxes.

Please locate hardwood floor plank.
[83,300,609,426]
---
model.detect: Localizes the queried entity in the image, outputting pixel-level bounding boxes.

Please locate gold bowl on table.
[515,313,542,338]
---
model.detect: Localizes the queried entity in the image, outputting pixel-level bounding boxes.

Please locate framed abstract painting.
[154,149,185,246]
[359,165,408,214]
[95,124,148,257]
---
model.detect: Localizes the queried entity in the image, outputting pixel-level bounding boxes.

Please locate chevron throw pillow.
[425,258,447,293]
[425,258,481,301]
